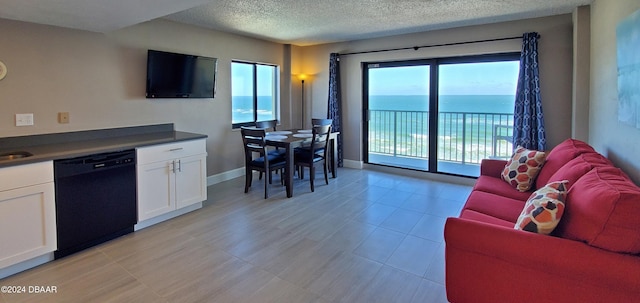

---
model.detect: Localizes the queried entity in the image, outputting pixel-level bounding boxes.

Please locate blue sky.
[368,61,520,95]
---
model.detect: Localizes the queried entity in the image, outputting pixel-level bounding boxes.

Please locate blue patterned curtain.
[328,53,343,167]
[513,32,546,151]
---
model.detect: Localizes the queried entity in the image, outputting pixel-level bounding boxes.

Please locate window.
[231,61,279,128]
[364,53,520,177]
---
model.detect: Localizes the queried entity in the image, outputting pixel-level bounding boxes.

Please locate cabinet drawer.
[136,139,206,165]
[0,161,53,192]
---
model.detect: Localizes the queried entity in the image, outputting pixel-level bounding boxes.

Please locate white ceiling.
[0,0,592,46]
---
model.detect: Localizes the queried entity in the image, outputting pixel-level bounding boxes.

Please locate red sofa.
[444,139,640,303]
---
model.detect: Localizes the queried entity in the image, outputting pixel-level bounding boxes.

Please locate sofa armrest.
[445,217,640,298]
[480,159,507,177]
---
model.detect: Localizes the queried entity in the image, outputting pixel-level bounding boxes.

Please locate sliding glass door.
[365,62,431,170]
[364,54,520,177]
[436,59,520,175]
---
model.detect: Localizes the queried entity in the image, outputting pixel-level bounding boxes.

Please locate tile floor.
[0,167,472,303]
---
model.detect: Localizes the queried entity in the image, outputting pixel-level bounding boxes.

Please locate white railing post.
[461,113,467,164]
[393,111,397,157]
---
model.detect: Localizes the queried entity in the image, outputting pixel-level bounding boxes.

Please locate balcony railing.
[368,110,514,165]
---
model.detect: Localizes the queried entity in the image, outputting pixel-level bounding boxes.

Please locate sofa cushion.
[473,175,533,201]
[556,167,640,254]
[462,191,525,223]
[536,138,596,189]
[515,181,568,234]
[501,146,546,192]
[546,153,613,189]
[459,209,515,228]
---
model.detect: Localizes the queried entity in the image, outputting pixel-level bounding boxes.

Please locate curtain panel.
[513,32,547,151]
[328,53,343,167]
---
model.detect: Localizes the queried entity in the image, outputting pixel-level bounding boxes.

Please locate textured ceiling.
[0,0,210,32]
[0,0,592,46]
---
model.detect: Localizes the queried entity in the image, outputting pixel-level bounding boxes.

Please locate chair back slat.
[255,120,278,131]
[311,118,332,127]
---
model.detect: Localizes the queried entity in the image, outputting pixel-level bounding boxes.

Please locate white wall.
[572,6,591,142]
[299,15,574,164]
[590,0,640,184]
[8,8,634,183]
[0,18,290,176]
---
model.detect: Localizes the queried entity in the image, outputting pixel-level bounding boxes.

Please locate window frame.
[231,60,280,129]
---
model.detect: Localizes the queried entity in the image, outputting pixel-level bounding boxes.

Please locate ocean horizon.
[369,94,515,114]
[232,94,515,123]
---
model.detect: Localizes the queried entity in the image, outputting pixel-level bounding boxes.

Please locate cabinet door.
[175,154,207,209]
[137,160,175,221]
[0,182,56,268]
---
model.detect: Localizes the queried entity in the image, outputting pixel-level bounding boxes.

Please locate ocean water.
[367,94,516,163]
[369,95,514,114]
[232,94,515,123]
[232,96,276,123]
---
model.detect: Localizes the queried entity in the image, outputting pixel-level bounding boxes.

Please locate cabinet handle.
[170,161,175,173]
[169,148,184,152]
[176,160,182,172]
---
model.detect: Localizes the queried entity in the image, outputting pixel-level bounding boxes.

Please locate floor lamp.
[300,74,307,129]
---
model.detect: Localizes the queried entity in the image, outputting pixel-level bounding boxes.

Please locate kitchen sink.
[0,151,33,161]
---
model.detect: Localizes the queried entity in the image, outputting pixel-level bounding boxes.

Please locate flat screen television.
[146,50,217,98]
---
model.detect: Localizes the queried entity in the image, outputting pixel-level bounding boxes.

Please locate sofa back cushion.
[547,153,613,189]
[536,139,596,189]
[556,166,640,254]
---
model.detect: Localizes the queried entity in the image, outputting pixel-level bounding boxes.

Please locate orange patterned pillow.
[501,146,547,192]
[515,181,568,234]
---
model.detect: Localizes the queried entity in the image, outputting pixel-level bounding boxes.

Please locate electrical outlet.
[58,112,70,124]
[15,113,34,126]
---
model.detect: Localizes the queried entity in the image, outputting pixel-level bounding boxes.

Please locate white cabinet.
[136,139,207,222]
[0,161,56,269]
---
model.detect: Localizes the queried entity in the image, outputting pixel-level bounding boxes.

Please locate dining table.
[264,129,339,198]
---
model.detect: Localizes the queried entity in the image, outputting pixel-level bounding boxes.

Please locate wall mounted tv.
[146,49,217,99]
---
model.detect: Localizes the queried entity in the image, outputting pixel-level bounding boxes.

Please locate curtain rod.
[338,36,522,57]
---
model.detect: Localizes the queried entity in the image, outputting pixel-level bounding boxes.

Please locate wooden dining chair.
[241,127,286,199]
[255,119,285,178]
[294,124,331,192]
[308,118,333,159]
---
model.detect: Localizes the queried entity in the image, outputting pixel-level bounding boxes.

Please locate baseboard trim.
[343,159,363,169]
[207,167,245,186]
[0,253,54,280]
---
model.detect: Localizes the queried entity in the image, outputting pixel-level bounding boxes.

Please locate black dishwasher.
[54,149,137,259]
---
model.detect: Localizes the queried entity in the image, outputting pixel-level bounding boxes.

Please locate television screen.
[146,50,217,98]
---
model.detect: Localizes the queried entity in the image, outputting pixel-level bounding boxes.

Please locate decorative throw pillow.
[515,180,568,234]
[501,146,547,192]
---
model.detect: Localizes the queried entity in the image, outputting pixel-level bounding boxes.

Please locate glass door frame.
[363,52,521,177]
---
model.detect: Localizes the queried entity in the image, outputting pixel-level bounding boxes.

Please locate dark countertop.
[0,124,207,168]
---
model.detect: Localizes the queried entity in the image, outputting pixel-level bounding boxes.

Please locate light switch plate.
[16,113,34,126]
